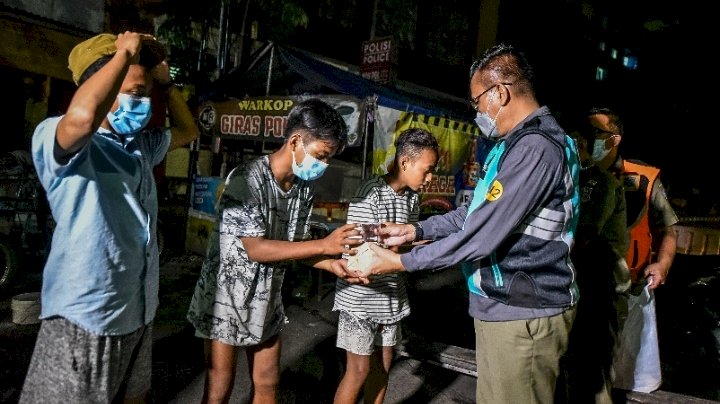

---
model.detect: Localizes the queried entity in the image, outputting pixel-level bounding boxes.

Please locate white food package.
[346,242,377,277]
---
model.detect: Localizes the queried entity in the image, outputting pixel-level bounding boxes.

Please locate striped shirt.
[333,175,419,323]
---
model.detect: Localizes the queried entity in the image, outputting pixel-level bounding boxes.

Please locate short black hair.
[394,128,439,161]
[588,107,624,136]
[469,43,534,96]
[286,98,349,154]
[78,55,114,85]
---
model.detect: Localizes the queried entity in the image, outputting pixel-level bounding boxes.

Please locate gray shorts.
[19,316,153,404]
[336,311,401,356]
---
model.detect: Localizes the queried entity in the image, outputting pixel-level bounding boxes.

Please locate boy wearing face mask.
[22,32,199,403]
[186,98,365,404]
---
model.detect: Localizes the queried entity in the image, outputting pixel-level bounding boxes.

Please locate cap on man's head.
[68,33,118,85]
[68,33,167,85]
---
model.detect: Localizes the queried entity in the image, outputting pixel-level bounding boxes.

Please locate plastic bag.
[611,284,662,393]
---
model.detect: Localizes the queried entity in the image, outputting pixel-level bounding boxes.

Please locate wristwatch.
[412,222,423,242]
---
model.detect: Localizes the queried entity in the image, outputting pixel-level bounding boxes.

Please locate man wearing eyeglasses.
[587,107,678,394]
[338,43,581,404]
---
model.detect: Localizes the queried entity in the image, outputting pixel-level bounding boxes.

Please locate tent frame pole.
[260,45,276,153]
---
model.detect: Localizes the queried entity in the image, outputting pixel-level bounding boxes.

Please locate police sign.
[360,36,395,84]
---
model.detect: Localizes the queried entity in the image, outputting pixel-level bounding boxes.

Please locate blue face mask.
[107,93,152,134]
[591,138,611,162]
[292,139,328,181]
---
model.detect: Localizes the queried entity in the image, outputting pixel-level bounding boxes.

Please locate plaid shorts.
[19,317,153,403]
[336,311,401,356]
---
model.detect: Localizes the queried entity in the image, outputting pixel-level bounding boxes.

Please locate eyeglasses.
[590,127,619,139]
[470,82,513,110]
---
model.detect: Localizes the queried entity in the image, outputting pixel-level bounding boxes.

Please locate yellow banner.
[373,112,478,195]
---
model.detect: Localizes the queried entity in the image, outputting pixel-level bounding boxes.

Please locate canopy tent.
[199,42,475,123]
[193,42,483,215]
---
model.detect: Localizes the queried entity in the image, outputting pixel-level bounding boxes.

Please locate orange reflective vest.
[621,160,660,283]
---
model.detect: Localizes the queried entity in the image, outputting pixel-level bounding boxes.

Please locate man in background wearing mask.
[186,98,365,404]
[340,43,581,404]
[559,125,629,404]
[22,32,199,403]
[587,107,678,394]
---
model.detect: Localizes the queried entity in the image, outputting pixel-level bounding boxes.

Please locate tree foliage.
[155,0,475,96]
[156,0,420,71]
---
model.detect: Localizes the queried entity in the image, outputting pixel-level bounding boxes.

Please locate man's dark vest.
[621,160,660,283]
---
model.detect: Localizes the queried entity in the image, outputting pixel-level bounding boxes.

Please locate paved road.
[0,252,477,404]
[4,251,720,403]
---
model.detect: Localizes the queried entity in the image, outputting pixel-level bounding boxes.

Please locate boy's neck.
[383,172,407,194]
[269,146,295,191]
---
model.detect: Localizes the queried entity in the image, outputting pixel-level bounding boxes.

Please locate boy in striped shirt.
[333,128,439,404]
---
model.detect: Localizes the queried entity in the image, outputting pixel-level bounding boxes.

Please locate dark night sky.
[288,0,713,206]
[494,0,712,205]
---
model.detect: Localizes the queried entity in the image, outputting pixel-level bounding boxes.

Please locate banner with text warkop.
[197,95,365,147]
